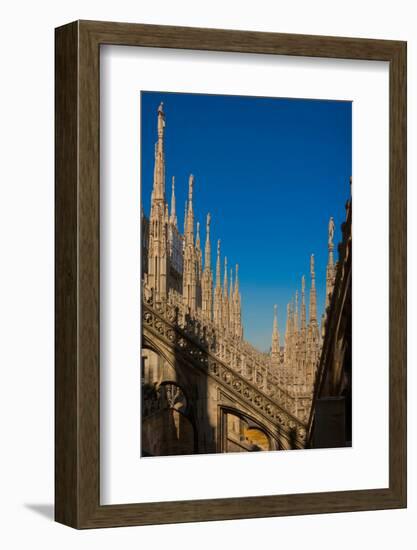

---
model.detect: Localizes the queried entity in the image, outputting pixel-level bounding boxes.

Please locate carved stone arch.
[142,377,199,457]
[142,331,196,386]
[219,406,281,453]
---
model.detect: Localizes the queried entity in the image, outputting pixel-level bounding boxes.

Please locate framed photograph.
[55,20,406,528]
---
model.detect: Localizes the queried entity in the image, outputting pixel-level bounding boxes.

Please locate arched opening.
[223,410,272,453]
[141,347,196,457]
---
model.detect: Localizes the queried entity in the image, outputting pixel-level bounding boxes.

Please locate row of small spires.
[157,168,323,347]
[148,102,331,351]
[169,172,242,300]
[271,262,318,350]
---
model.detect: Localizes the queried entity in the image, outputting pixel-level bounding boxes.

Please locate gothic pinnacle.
[309,254,317,322]
[223,256,228,295]
[234,264,239,295]
[310,253,315,282]
[301,275,307,331]
[152,100,166,202]
[170,176,177,226]
[271,303,280,359]
[205,213,211,271]
[216,239,221,287]
[188,174,194,202]
[196,221,201,248]
[326,216,336,309]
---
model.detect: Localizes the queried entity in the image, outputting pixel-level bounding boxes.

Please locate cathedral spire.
[229,268,234,329]
[223,256,228,296]
[152,102,166,202]
[234,264,239,296]
[183,200,187,236]
[147,102,168,299]
[205,213,211,271]
[213,239,222,325]
[196,221,201,250]
[170,176,177,227]
[271,304,280,367]
[201,213,213,321]
[309,254,317,322]
[182,174,197,311]
[326,216,335,309]
[294,290,299,333]
[185,174,195,244]
[284,302,292,367]
[196,221,202,274]
[301,275,306,332]
[222,256,229,329]
[233,264,242,339]
[195,221,202,308]
[215,240,221,288]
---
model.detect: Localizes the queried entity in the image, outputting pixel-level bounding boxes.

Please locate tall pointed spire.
[195,221,202,309]
[182,174,197,311]
[152,102,166,202]
[305,252,321,387]
[202,213,213,320]
[185,174,194,244]
[271,304,280,368]
[183,200,187,236]
[147,102,168,299]
[223,256,228,296]
[234,264,239,296]
[196,221,202,273]
[170,176,177,226]
[222,256,229,329]
[309,254,317,322]
[284,302,292,367]
[229,268,234,329]
[213,239,222,325]
[233,264,242,339]
[301,275,306,332]
[326,216,336,309]
[196,221,201,249]
[294,290,299,333]
[204,213,211,270]
[215,240,221,288]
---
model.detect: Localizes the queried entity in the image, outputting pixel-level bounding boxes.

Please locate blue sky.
[141,91,351,351]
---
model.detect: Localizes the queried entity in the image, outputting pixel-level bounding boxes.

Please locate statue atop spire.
[328,216,335,246]
[188,173,194,202]
[151,102,166,202]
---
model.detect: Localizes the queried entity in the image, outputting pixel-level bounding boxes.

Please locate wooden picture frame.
[55,20,407,528]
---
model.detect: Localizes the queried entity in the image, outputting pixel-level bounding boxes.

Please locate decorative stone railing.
[142,287,307,446]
